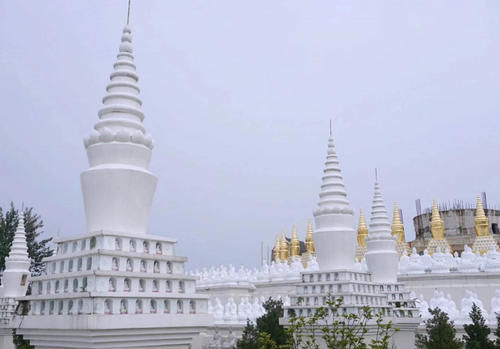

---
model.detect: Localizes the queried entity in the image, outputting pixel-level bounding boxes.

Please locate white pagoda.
[16,21,211,349]
[281,128,420,348]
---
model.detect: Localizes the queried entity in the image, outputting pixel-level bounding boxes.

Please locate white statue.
[126,259,133,271]
[112,258,119,271]
[459,290,488,324]
[124,279,130,292]
[108,278,116,292]
[398,254,410,274]
[415,294,431,320]
[154,261,160,273]
[484,246,500,272]
[457,245,479,273]
[104,300,112,314]
[491,290,500,322]
[120,300,127,314]
[223,297,237,322]
[214,298,224,321]
[252,298,264,319]
[306,255,319,271]
[430,247,450,273]
[407,248,425,274]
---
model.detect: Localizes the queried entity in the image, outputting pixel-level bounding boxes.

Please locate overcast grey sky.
[1,1,500,269]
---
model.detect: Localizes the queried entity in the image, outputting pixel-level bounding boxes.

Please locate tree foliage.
[237,299,290,349]
[463,303,494,349]
[416,307,463,349]
[0,204,54,275]
[286,297,398,349]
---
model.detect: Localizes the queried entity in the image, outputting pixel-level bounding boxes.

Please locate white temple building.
[3,7,500,349]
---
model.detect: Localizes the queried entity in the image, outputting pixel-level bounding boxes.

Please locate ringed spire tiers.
[2,213,30,298]
[81,25,157,235]
[365,175,398,283]
[312,124,355,270]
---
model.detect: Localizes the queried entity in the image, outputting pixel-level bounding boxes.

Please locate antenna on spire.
[127,0,132,25]
[329,120,333,137]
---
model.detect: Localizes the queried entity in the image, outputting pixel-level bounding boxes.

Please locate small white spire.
[5,212,30,269]
[368,172,392,238]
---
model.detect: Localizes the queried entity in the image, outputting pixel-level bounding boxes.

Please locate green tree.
[463,303,494,349]
[237,298,290,349]
[237,320,259,349]
[416,307,463,349]
[256,298,289,346]
[494,313,500,349]
[0,204,54,275]
[286,297,398,349]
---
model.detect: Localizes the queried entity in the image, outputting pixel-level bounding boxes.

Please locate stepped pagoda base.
[426,238,451,254]
[472,235,499,255]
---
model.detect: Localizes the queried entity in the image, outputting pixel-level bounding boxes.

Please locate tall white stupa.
[16,14,211,349]
[312,123,356,270]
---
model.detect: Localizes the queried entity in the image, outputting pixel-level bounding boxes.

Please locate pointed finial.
[127,0,132,25]
[391,203,405,243]
[475,195,490,236]
[274,234,280,261]
[430,200,445,240]
[375,168,378,182]
[357,209,368,247]
[305,220,315,254]
[291,224,300,257]
[329,120,332,137]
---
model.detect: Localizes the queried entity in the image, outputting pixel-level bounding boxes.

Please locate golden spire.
[290,224,300,257]
[357,209,368,247]
[279,231,289,261]
[273,234,280,261]
[430,200,445,240]
[475,195,490,237]
[391,203,405,243]
[305,220,315,254]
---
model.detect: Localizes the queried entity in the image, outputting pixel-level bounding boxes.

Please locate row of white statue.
[398,245,500,274]
[192,255,319,287]
[195,245,500,291]
[208,296,290,324]
[414,289,500,324]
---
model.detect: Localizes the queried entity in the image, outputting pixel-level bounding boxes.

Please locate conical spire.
[84,26,153,151]
[279,231,289,261]
[81,24,158,235]
[430,200,445,240]
[365,174,398,283]
[305,220,315,254]
[475,195,490,236]
[315,125,351,212]
[273,234,280,261]
[290,225,300,257]
[391,203,405,243]
[5,212,30,270]
[357,209,368,247]
[368,177,392,238]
